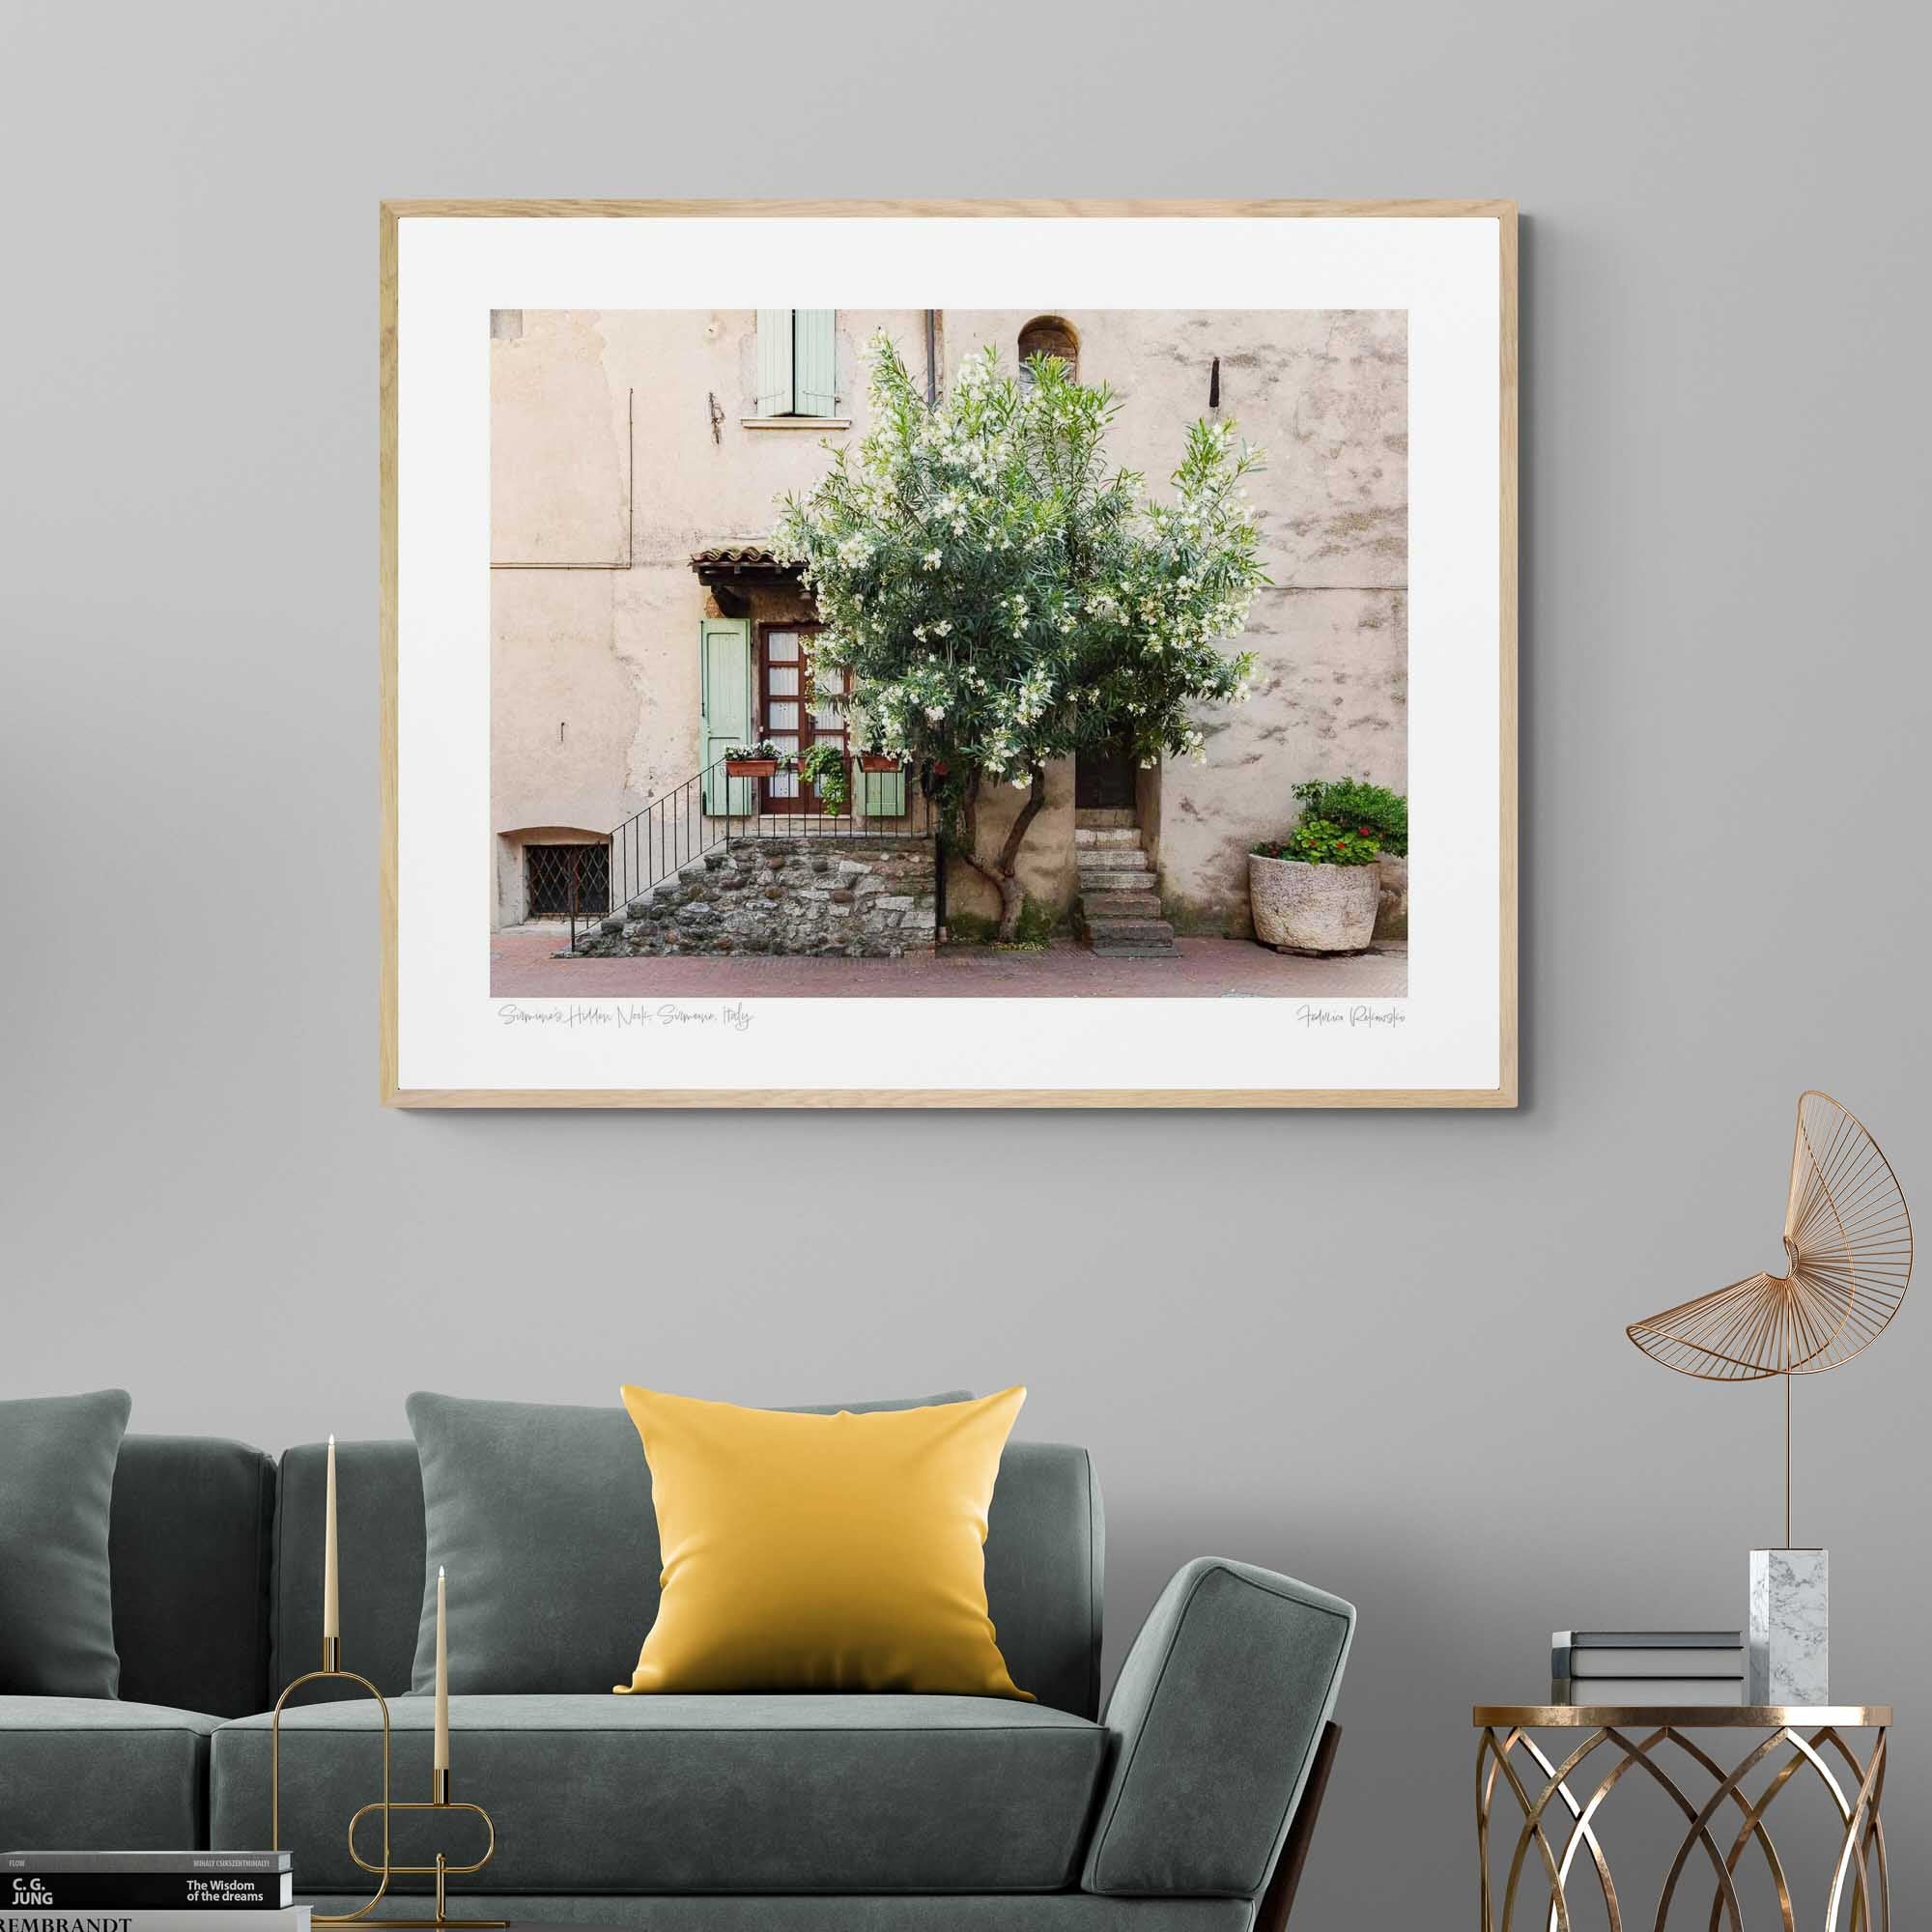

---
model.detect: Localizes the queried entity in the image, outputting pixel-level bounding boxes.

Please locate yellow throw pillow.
[615,1384,1032,1700]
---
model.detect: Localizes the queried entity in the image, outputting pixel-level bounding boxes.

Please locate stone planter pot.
[725,758,780,779]
[1248,853,1380,954]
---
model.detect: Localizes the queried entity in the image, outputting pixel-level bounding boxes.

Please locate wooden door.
[760,624,849,813]
[1075,733,1138,809]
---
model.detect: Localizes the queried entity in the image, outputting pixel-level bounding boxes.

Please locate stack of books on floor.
[1551,1630,1745,1705]
[2,1853,304,1932]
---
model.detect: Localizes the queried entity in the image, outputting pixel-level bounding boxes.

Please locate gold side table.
[1473,1704,1889,1932]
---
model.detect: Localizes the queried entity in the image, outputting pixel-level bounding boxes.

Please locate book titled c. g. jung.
[1,1856,296,1917]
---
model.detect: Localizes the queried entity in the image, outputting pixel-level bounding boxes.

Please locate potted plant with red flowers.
[1249,778,1406,954]
[724,741,786,780]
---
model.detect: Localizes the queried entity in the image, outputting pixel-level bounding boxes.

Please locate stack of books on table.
[1,1854,304,1932]
[1550,1630,1745,1705]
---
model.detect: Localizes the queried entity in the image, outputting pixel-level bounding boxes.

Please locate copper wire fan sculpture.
[1627,1092,1913,1546]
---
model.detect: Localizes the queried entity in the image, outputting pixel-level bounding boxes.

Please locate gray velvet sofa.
[0,1434,1354,1930]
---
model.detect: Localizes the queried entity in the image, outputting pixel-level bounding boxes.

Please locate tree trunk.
[956,765,1049,941]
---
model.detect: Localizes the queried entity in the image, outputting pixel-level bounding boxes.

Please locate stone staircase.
[1074,811,1178,958]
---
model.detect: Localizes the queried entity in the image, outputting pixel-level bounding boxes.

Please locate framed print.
[381,199,1516,1108]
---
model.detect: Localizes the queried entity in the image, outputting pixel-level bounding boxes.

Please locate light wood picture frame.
[382,198,1517,1108]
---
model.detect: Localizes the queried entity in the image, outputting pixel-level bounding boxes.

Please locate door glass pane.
[768,665,800,696]
[769,770,799,798]
[766,632,799,661]
[768,700,799,730]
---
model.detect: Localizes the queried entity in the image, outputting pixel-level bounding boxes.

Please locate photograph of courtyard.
[491,306,1408,999]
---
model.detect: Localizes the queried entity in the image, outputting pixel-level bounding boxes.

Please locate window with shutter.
[754,309,795,418]
[754,310,838,419]
[859,763,908,820]
[792,310,837,416]
[698,616,754,814]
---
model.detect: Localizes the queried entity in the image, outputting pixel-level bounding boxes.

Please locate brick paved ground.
[491,925,1407,1000]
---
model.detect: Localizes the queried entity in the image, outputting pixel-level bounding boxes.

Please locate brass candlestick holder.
[270,1637,501,1930]
[350,1767,505,1931]
[270,1636,393,1926]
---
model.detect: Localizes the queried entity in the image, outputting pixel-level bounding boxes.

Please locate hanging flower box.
[724,744,785,780]
[858,753,902,774]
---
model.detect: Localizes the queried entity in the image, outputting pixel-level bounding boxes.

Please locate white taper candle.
[434,1565,450,1772]
[323,1434,340,1644]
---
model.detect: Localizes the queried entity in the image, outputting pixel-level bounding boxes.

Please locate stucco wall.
[946,310,1407,934]
[491,308,929,924]
[492,307,1406,933]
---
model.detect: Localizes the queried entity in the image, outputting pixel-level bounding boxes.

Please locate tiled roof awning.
[689,542,802,582]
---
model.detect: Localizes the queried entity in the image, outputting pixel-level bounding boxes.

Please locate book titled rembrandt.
[0,1917,306,1932]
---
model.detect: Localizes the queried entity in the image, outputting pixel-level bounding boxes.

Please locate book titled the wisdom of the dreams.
[2,1856,294,1915]
[1,1855,296,1917]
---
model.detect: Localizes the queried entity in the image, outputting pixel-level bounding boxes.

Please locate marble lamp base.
[1748,1548,1829,1703]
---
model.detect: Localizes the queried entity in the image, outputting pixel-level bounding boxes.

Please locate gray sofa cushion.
[112,1435,276,1719]
[401,1391,972,1697]
[213,1693,1106,1894]
[0,1389,131,1696]
[0,1696,217,1847]
[274,1437,428,1703]
[984,1440,1103,1719]
[1082,1558,1354,1898]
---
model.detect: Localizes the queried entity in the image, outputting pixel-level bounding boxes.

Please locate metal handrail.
[567,755,934,952]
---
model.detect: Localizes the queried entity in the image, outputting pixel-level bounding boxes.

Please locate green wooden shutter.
[793,310,837,416]
[699,616,754,813]
[861,764,908,819]
[754,309,794,418]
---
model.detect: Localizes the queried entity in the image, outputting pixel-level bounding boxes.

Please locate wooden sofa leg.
[1252,1720,1342,1932]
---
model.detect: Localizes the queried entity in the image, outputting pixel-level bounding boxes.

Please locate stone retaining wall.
[571,836,937,959]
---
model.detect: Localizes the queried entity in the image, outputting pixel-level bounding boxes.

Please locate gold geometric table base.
[1473,1706,1889,1932]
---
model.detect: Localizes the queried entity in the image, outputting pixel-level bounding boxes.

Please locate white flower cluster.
[769,331,1268,813]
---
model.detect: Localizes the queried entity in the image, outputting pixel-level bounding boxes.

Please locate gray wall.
[3,2,1924,1922]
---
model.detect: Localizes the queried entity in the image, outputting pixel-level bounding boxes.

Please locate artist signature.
[1293,1003,1406,1030]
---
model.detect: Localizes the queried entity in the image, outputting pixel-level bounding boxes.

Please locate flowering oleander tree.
[773,335,1267,939]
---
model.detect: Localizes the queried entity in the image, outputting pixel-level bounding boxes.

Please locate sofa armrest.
[1081,1557,1355,1898]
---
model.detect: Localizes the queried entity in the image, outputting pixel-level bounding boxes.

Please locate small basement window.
[525,843,610,920]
